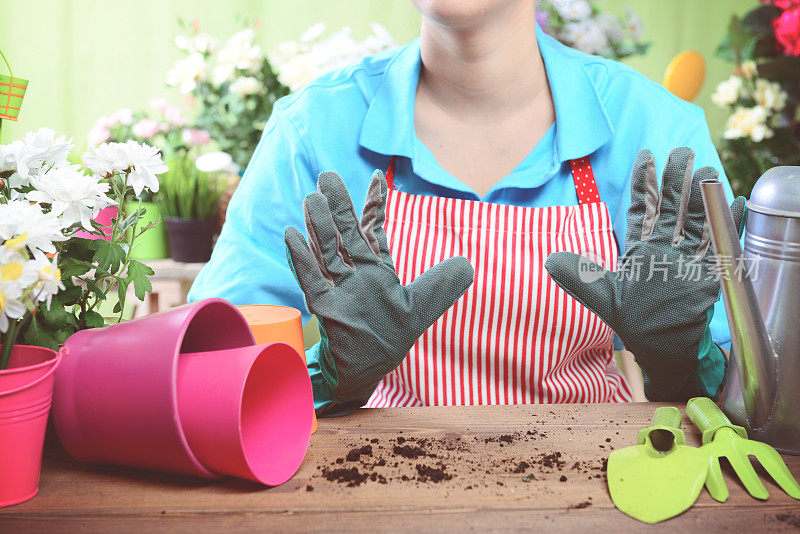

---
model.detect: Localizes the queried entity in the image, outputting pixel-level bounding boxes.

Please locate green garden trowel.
[608,406,708,524]
[686,396,800,502]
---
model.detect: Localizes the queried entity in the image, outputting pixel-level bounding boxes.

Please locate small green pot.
[123,201,169,260]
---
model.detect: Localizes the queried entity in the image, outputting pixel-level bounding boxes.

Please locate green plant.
[158,157,226,220]
[167,23,290,169]
[0,129,164,364]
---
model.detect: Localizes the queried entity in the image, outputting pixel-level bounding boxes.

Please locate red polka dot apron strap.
[369,155,632,407]
[570,156,602,205]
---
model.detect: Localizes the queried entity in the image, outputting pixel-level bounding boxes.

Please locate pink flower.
[164,105,186,126]
[132,118,160,139]
[88,125,111,146]
[182,128,211,146]
[149,97,169,113]
[110,108,133,125]
[774,6,800,56]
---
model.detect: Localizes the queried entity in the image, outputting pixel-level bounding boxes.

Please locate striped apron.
[366,156,632,407]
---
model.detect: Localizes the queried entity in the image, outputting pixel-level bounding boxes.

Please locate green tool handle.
[687,397,747,445]
[652,406,682,429]
[638,406,685,448]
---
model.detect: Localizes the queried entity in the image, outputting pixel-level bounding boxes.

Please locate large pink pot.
[52,298,314,485]
[53,299,256,478]
[0,345,60,507]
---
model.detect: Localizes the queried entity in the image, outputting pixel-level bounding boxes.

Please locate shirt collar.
[359,27,614,168]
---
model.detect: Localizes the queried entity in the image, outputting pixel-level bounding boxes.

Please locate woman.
[189,1,741,416]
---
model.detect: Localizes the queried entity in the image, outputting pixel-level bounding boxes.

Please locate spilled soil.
[308,429,608,494]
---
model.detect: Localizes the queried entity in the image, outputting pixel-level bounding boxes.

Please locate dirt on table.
[309,428,608,499]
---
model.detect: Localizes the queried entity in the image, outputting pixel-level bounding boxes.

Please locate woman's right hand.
[284,171,474,415]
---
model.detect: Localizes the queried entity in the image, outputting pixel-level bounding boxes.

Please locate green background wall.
[2,0,755,156]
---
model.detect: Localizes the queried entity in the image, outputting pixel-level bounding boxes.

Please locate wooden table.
[1,403,798,532]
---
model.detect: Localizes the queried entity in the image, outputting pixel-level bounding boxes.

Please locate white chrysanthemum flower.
[270,23,396,91]
[595,13,625,43]
[552,0,592,21]
[230,76,263,97]
[175,33,220,54]
[563,20,610,55]
[754,79,787,112]
[0,140,32,189]
[740,60,757,80]
[724,106,773,143]
[218,29,264,73]
[0,201,66,255]
[0,279,26,333]
[711,76,743,108]
[22,127,74,170]
[23,254,64,310]
[625,7,644,41]
[166,53,208,94]
[0,250,38,332]
[300,23,326,43]
[84,141,167,197]
[27,164,115,231]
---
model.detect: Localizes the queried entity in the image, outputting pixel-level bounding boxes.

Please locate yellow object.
[237,305,318,434]
[663,50,706,102]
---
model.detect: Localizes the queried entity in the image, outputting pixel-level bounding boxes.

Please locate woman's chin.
[411,0,527,30]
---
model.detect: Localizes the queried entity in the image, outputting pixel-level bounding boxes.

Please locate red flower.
[774,6,800,55]
[762,0,800,8]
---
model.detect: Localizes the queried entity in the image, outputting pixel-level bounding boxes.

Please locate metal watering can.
[701,167,800,454]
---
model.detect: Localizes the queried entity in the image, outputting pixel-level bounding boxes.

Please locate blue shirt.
[189,28,737,398]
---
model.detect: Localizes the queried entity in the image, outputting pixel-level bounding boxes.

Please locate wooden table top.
[1,403,799,533]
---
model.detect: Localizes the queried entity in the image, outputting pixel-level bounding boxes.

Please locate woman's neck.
[417,2,549,120]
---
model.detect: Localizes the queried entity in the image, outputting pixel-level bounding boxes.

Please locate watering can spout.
[700,179,776,430]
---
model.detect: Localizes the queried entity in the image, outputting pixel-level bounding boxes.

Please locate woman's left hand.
[545,147,746,401]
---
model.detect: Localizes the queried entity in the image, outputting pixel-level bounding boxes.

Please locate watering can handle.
[637,406,685,445]
[687,397,747,445]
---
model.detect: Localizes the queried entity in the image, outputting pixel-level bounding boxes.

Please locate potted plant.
[0,128,164,506]
[166,22,291,170]
[711,1,800,196]
[87,99,212,259]
[159,157,225,263]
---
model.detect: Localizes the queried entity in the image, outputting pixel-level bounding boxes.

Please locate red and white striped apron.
[367,156,632,407]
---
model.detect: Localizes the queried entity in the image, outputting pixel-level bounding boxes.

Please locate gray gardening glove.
[285,171,474,416]
[545,147,746,401]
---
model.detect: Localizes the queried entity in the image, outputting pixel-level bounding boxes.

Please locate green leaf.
[118,208,143,234]
[40,301,76,328]
[81,309,105,329]
[742,5,781,37]
[23,316,59,350]
[85,279,107,300]
[59,258,93,279]
[55,285,83,306]
[728,15,751,51]
[126,260,154,301]
[93,241,126,275]
[115,278,130,314]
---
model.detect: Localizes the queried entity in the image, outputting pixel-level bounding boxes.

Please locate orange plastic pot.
[237,305,317,434]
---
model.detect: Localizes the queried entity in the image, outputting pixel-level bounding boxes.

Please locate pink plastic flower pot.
[53,298,257,478]
[0,345,60,507]
[177,343,313,485]
[75,205,118,241]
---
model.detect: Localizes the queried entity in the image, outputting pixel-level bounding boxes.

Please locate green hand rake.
[687,396,800,502]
